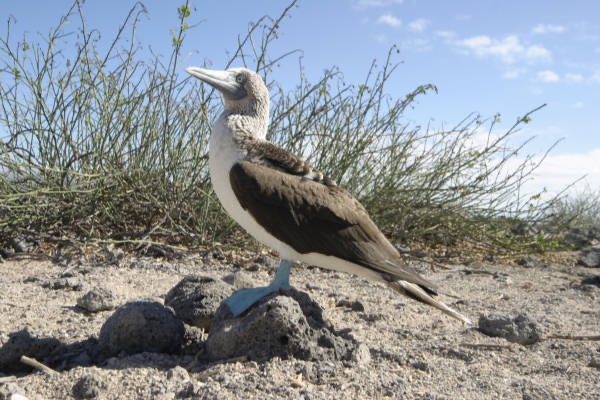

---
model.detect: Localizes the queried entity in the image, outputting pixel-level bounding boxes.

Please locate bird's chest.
[207,115,296,256]
[208,122,243,216]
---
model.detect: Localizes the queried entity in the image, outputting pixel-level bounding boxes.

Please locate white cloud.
[420,125,598,202]
[532,24,566,34]
[453,130,600,201]
[401,38,432,52]
[460,35,491,48]
[377,13,402,27]
[526,45,551,60]
[502,69,522,79]
[571,101,584,109]
[407,18,430,32]
[496,144,600,199]
[565,73,583,83]
[526,148,600,197]
[591,71,600,83]
[435,30,456,39]
[455,35,551,64]
[537,70,560,82]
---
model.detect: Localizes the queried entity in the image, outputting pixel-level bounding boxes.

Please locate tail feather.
[387,280,472,325]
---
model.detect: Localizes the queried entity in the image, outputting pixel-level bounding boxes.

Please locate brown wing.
[229,160,438,292]
[235,137,336,186]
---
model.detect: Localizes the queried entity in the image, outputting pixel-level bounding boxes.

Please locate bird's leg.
[269,258,292,289]
[224,259,293,317]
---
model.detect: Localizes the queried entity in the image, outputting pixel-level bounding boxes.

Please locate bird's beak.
[185,67,246,100]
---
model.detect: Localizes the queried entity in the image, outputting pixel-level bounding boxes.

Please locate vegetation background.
[1,1,598,257]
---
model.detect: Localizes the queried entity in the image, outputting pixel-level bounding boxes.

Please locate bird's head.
[186,66,269,118]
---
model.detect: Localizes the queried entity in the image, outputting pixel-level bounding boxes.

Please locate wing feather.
[229,160,438,292]
[235,138,336,186]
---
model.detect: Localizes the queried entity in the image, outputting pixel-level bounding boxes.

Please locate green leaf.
[177,5,191,19]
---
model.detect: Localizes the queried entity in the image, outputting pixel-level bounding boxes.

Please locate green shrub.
[0,0,572,254]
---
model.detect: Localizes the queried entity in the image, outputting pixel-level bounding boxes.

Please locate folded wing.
[229,160,439,293]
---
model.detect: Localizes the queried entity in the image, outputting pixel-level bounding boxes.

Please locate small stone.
[494,273,513,284]
[517,255,541,268]
[9,394,30,400]
[485,253,497,262]
[336,298,365,312]
[42,276,84,291]
[0,382,26,400]
[511,221,534,236]
[564,228,593,249]
[8,237,30,253]
[166,366,189,381]
[253,255,272,265]
[521,384,557,400]
[177,381,203,398]
[301,362,315,382]
[478,313,543,345]
[305,283,323,291]
[106,247,125,266]
[164,275,234,329]
[411,249,429,258]
[72,374,106,399]
[581,275,600,287]
[444,348,474,363]
[411,360,430,371]
[77,287,117,312]
[579,284,598,292]
[245,263,261,272]
[352,343,371,365]
[590,225,600,240]
[578,248,600,268]
[152,394,175,400]
[180,325,206,355]
[589,357,600,370]
[395,244,411,254]
[549,342,566,350]
[97,300,185,359]
[361,313,385,323]
[61,270,80,278]
[221,271,259,290]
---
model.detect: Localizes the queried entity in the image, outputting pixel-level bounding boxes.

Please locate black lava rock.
[164,275,234,329]
[97,300,185,359]
[206,289,369,364]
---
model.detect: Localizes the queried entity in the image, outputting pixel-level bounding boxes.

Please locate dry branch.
[19,355,60,376]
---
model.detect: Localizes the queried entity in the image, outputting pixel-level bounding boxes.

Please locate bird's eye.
[235,73,245,84]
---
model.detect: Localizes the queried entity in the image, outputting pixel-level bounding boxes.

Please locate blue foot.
[224,259,293,316]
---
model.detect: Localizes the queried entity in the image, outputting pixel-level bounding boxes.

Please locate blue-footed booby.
[186,66,471,324]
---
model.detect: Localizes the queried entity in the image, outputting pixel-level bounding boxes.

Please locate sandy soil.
[0,249,599,399]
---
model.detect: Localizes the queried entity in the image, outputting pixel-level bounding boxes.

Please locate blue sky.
[4,0,600,196]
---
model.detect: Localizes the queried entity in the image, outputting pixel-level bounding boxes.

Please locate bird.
[185,66,471,324]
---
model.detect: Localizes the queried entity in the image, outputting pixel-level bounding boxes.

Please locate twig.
[458,269,503,277]
[0,376,17,383]
[424,258,454,271]
[460,342,512,350]
[547,334,600,341]
[19,355,60,376]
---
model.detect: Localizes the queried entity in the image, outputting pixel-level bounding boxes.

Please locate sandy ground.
[0,249,599,399]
